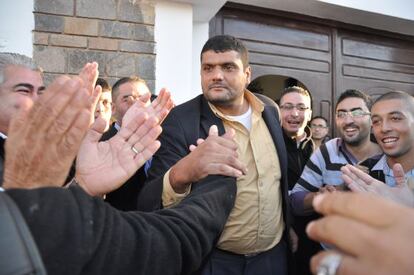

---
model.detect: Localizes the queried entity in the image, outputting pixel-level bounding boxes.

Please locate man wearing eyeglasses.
[279,86,320,275]
[100,76,152,211]
[342,91,414,206]
[310,116,330,149]
[290,89,382,215]
[279,86,314,192]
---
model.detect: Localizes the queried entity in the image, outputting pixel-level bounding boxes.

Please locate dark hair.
[112,76,147,101]
[336,89,372,110]
[280,86,311,102]
[200,35,249,68]
[96,78,111,92]
[372,91,414,114]
[311,116,329,127]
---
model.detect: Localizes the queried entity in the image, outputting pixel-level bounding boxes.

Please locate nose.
[291,108,299,116]
[211,67,224,81]
[343,114,354,124]
[380,120,392,133]
[31,92,40,101]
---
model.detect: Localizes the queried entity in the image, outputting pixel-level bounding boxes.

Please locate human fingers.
[205,134,239,151]
[125,116,160,149]
[79,62,98,94]
[25,76,74,133]
[311,251,369,275]
[131,125,162,161]
[48,80,91,144]
[323,185,337,193]
[341,165,377,186]
[205,152,247,176]
[205,163,244,178]
[343,174,368,193]
[392,163,406,188]
[140,93,151,105]
[306,215,378,256]
[209,125,219,136]
[151,88,173,122]
[118,111,149,142]
[133,140,161,170]
[6,97,33,141]
[189,139,204,152]
[312,192,400,227]
[222,128,236,140]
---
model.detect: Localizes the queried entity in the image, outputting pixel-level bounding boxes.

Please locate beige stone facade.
[33,0,156,91]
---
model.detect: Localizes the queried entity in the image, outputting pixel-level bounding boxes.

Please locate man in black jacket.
[2,65,235,275]
[100,76,152,211]
[279,86,319,275]
[138,35,291,275]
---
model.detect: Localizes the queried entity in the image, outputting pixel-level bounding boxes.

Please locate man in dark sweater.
[279,86,319,275]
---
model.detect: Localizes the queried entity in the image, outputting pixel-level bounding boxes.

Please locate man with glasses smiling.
[279,86,318,275]
[290,89,382,215]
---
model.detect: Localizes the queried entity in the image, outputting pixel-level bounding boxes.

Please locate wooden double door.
[210,4,414,132]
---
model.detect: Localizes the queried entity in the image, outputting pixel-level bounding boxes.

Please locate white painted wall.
[155,1,194,105]
[0,0,34,57]
[191,22,209,95]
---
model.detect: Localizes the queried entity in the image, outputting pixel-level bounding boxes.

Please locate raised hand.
[341,164,414,207]
[75,90,174,196]
[3,76,98,189]
[169,125,247,193]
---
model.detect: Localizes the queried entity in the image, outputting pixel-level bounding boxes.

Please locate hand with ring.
[307,192,414,275]
[75,90,174,196]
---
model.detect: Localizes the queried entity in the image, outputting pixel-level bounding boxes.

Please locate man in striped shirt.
[290,89,382,215]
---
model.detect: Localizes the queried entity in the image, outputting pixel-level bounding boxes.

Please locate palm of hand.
[76,135,141,196]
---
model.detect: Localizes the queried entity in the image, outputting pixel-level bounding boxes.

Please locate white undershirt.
[226,105,252,131]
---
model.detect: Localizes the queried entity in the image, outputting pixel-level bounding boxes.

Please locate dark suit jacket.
[100,123,147,211]
[6,175,236,275]
[138,93,291,233]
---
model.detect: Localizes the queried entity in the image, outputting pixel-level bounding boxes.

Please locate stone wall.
[33,0,156,91]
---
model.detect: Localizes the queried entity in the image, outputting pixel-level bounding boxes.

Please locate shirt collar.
[0,132,7,139]
[335,138,358,165]
[208,89,264,120]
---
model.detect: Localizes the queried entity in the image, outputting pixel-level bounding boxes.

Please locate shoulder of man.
[253,93,281,123]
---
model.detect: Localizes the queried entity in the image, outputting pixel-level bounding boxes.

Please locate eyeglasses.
[336,109,370,119]
[280,104,310,112]
[310,124,328,129]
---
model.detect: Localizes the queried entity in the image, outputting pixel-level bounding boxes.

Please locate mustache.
[342,123,359,129]
[208,83,227,89]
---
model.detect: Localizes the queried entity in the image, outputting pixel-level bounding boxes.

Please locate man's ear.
[245,66,252,84]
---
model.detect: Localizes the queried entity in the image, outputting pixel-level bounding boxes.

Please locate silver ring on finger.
[317,253,342,275]
[131,146,140,155]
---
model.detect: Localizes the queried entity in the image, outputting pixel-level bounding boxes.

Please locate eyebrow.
[13,83,34,90]
[13,83,46,92]
[336,107,364,112]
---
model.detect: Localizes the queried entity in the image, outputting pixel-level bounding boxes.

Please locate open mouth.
[381,137,398,145]
[343,126,358,135]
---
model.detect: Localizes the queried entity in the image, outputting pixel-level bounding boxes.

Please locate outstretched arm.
[6,174,236,275]
[341,164,414,207]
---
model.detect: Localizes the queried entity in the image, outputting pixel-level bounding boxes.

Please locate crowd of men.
[1,34,414,275]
